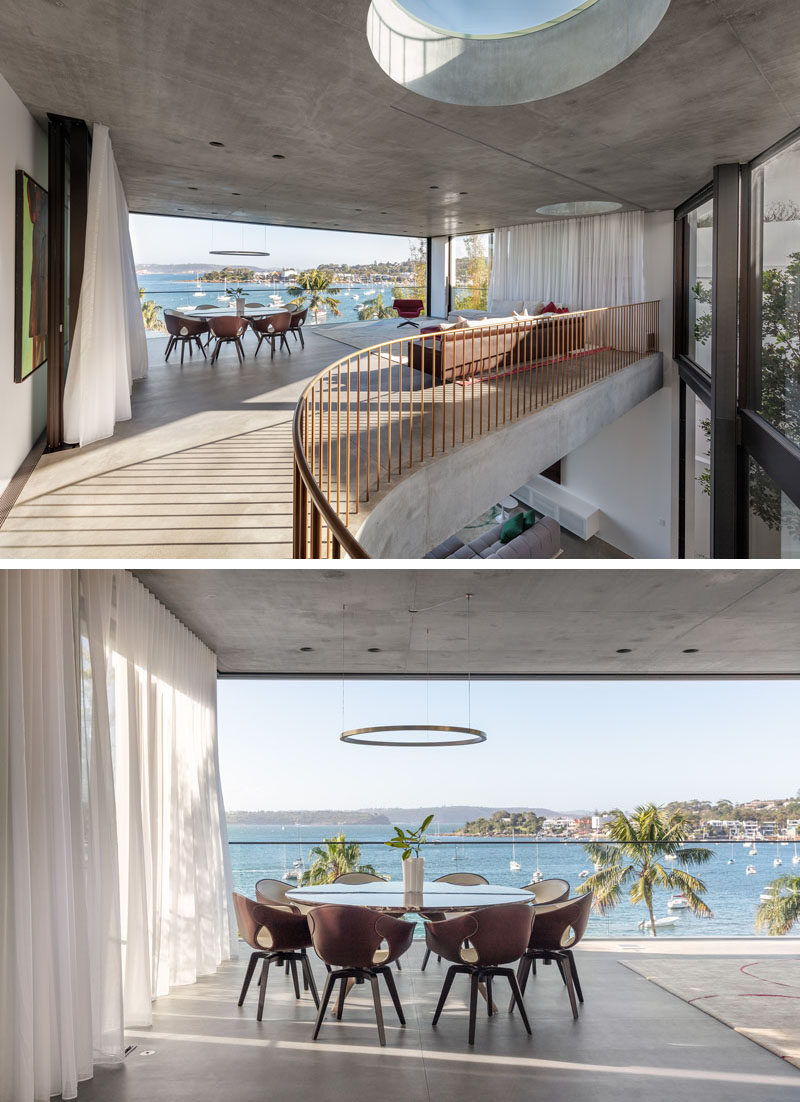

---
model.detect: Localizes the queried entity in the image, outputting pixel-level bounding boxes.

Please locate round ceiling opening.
[537,201,623,217]
[368,0,671,107]
[394,0,597,38]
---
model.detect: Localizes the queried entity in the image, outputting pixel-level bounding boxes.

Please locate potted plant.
[385,815,433,895]
[229,286,249,314]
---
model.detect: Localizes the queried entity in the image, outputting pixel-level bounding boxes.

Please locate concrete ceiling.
[133,568,800,678]
[1,0,799,236]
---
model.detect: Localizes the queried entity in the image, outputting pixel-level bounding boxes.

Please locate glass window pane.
[450,233,493,313]
[685,199,713,372]
[685,390,711,558]
[748,456,800,558]
[752,138,800,447]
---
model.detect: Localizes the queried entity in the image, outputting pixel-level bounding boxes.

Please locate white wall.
[0,74,47,495]
[428,236,448,318]
[561,386,674,558]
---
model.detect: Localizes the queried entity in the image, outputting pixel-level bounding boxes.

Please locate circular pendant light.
[339,593,486,748]
[209,218,270,257]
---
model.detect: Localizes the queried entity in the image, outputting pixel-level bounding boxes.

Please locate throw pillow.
[522,509,537,530]
[499,513,525,544]
[542,301,557,314]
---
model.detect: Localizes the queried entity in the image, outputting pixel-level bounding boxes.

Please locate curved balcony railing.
[292,301,660,558]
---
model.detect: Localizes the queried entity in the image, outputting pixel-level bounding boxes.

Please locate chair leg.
[312,972,336,1040]
[335,975,347,1020]
[381,966,406,1026]
[301,951,320,1008]
[395,958,402,971]
[196,336,207,359]
[164,337,175,360]
[562,956,579,1020]
[565,950,584,1003]
[468,973,479,1045]
[289,958,301,1000]
[180,339,186,364]
[370,974,386,1046]
[509,954,533,1013]
[257,957,272,1022]
[432,965,458,1026]
[485,975,493,1017]
[421,947,432,971]
[506,970,532,1035]
[238,952,259,1006]
[235,338,244,363]
[270,336,276,360]
[298,328,304,348]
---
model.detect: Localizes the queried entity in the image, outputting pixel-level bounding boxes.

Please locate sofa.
[447,297,563,323]
[410,313,585,382]
[424,515,561,559]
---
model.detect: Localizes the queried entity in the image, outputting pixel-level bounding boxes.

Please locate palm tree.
[579,804,713,936]
[756,875,800,935]
[287,269,342,324]
[299,832,377,886]
[138,287,165,331]
[358,293,396,320]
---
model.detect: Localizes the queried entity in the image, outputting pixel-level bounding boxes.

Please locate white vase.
[235,297,245,315]
[403,855,424,895]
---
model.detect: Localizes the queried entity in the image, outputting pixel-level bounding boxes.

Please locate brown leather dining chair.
[307,904,414,1046]
[232,892,320,1021]
[420,872,489,971]
[425,902,533,1045]
[251,312,292,359]
[523,877,570,904]
[163,310,209,363]
[333,873,402,969]
[288,306,308,348]
[508,892,592,1019]
[209,314,248,363]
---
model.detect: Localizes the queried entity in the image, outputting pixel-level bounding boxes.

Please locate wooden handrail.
[292,302,660,558]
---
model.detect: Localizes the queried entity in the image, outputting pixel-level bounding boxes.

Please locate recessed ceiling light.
[209,141,224,147]
[682,647,699,654]
[188,186,198,190]
[272,154,285,159]
[355,208,363,212]
[232,192,241,196]
[367,647,381,653]
[429,185,439,189]
[300,646,314,652]
[380,211,388,215]
[616,648,632,654]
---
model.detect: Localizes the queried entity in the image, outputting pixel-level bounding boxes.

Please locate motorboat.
[760,888,776,902]
[579,869,590,878]
[774,857,783,867]
[638,916,679,929]
[666,892,689,910]
[749,847,758,856]
[746,865,757,875]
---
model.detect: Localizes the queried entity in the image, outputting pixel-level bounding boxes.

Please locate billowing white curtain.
[63,124,148,447]
[489,210,645,309]
[0,571,123,1102]
[0,570,234,1099]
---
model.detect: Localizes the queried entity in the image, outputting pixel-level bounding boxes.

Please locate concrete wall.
[0,73,47,495]
[428,237,448,318]
[356,353,663,558]
[643,211,673,357]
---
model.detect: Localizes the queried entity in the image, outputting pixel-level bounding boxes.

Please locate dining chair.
[288,306,308,348]
[307,904,413,1046]
[332,873,403,969]
[508,892,592,1019]
[424,902,533,1044]
[420,872,489,971]
[209,314,248,363]
[523,878,570,905]
[163,310,208,363]
[232,893,320,1020]
[250,312,292,359]
[255,878,296,906]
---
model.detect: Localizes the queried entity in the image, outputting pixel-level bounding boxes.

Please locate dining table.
[286,880,532,913]
[173,304,289,319]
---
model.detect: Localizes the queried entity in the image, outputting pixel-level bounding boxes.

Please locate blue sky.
[129,214,417,269]
[217,678,799,813]
[399,0,584,35]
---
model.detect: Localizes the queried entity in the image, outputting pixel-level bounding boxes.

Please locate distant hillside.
[135,262,271,275]
[226,805,565,826]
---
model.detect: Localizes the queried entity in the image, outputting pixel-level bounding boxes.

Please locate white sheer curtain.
[0,571,122,1102]
[108,571,235,1026]
[63,124,148,447]
[0,570,234,1099]
[489,210,645,309]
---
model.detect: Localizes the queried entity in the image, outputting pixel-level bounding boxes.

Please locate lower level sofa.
[424,515,561,559]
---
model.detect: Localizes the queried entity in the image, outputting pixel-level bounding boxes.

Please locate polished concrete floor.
[67,942,800,1102]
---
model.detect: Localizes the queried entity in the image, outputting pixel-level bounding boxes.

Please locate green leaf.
[420,814,434,833]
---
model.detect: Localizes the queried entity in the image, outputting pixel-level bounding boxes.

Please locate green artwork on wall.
[14,169,48,382]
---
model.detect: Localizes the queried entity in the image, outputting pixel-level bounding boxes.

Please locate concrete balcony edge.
[354,352,664,558]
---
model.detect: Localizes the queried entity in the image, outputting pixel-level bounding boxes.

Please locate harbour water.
[227,822,800,939]
[136,271,397,326]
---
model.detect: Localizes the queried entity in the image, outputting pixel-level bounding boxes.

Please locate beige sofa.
[424,516,562,559]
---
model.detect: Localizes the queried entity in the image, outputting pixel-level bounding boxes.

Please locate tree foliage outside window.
[454,236,491,312]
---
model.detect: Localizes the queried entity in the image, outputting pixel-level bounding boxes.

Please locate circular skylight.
[367,0,671,107]
[537,201,623,216]
[395,0,597,38]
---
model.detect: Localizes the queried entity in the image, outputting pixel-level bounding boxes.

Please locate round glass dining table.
[286,880,532,913]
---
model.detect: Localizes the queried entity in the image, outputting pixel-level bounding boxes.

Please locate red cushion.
[556,306,570,314]
[420,325,442,334]
[542,301,557,313]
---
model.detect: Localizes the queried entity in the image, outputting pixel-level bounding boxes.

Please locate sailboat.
[509,827,521,871]
[773,841,782,868]
[793,841,800,866]
[727,840,736,864]
[217,275,230,301]
[530,842,543,883]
